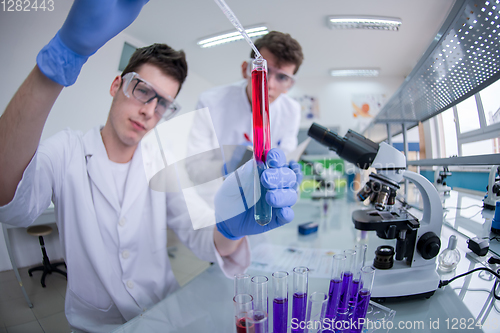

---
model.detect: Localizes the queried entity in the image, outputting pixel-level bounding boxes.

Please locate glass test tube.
[235,273,251,296]
[272,271,288,333]
[252,58,272,226]
[305,292,328,333]
[246,309,268,333]
[338,250,355,314]
[292,267,309,333]
[251,275,269,314]
[350,266,375,333]
[325,254,346,329]
[349,244,367,312]
[234,294,254,333]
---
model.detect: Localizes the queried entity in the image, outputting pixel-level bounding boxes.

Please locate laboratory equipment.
[304,292,328,333]
[272,271,288,333]
[350,266,376,333]
[325,254,346,326]
[298,222,319,235]
[492,201,500,234]
[484,165,500,210]
[349,244,367,312]
[252,58,272,225]
[433,167,452,195]
[438,235,461,272]
[251,275,269,314]
[246,309,268,333]
[292,267,309,333]
[235,273,251,296]
[233,294,254,333]
[308,123,443,300]
[373,246,395,269]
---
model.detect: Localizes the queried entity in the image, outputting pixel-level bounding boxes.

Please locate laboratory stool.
[27,225,67,288]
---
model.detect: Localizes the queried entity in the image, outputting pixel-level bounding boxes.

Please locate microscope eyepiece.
[307,123,345,154]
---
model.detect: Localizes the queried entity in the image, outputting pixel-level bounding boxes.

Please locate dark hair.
[121,43,188,94]
[250,31,304,74]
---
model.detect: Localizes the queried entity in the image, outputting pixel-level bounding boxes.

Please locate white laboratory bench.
[111,189,500,333]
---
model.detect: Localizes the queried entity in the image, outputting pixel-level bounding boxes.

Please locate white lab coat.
[185,80,301,206]
[0,126,250,332]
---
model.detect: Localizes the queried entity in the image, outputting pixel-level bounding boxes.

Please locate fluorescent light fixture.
[327,16,402,31]
[330,69,380,77]
[198,26,268,48]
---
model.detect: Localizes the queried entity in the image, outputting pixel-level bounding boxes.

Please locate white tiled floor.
[0,230,211,332]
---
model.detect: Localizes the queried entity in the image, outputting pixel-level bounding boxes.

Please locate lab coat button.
[122,250,130,259]
[119,218,126,226]
[127,280,134,289]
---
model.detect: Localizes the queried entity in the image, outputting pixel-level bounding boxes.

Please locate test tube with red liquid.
[252,58,272,225]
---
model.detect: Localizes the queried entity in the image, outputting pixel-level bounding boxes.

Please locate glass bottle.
[438,235,461,272]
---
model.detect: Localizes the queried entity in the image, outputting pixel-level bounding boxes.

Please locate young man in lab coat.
[186,31,304,206]
[0,1,299,332]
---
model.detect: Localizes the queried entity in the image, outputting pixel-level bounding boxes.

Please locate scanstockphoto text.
[290,317,499,330]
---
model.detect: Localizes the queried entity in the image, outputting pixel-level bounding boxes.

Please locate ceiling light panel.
[198,26,268,48]
[327,16,402,31]
[330,69,380,77]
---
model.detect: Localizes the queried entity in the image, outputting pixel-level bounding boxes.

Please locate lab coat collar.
[83,126,148,215]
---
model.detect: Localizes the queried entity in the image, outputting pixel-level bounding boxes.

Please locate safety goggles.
[122,72,181,120]
[247,60,296,91]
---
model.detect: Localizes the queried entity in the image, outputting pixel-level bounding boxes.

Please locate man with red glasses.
[186,31,304,205]
[0,1,299,331]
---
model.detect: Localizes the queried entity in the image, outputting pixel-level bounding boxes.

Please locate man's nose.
[140,98,157,118]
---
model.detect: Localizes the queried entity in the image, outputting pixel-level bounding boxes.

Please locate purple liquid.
[292,292,307,333]
[273,298,288,333]
[338,272,353,312]
[350,289,371,333]
[252,312,267,333]
[348,279,362,313]
[323,278,342,333]
[236,317,254,333]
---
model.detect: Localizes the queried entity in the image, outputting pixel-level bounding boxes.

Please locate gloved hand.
[37,0,149,86]
[289,160,303,192]
[216,149,298,240]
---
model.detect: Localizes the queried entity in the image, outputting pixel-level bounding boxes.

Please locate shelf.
[364,0,500,137]
[407,153,500,166]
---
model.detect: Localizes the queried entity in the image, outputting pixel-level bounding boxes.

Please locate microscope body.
[308,123,443,300]
[484,165,500,210]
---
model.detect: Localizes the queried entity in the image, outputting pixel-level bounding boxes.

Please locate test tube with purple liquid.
[348,245,367,314]
[292,267,309,333]
[272,271,288,333]
[324,254,346,332]
[350,266,375,333]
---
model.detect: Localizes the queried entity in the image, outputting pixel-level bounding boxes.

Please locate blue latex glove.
[216,149,298,240]
[37,0,149,86]
[289,160,303,192]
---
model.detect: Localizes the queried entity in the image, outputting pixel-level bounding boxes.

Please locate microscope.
[483,165,500,210]
[308,123,443,301]
[434,167,452,195]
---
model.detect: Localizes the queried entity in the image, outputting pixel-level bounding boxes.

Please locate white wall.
[289,76,404,136]
[0,7,214,272]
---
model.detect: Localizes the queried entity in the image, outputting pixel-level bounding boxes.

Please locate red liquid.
[252,69,270,164]
[236,317,255,333]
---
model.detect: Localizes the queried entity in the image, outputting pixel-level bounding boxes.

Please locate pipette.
[213,0,262,59]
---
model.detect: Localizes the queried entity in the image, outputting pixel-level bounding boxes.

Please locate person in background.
[186,31,304,206]
[0,1,300,331]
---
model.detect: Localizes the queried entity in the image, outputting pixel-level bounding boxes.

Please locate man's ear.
[241,61,249,79]
[110,76,122,97]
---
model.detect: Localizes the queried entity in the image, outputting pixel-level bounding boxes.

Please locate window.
[456,96,480,133]
[479,79,500,126]
[440,108,458,157]
[462,138,500,156]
